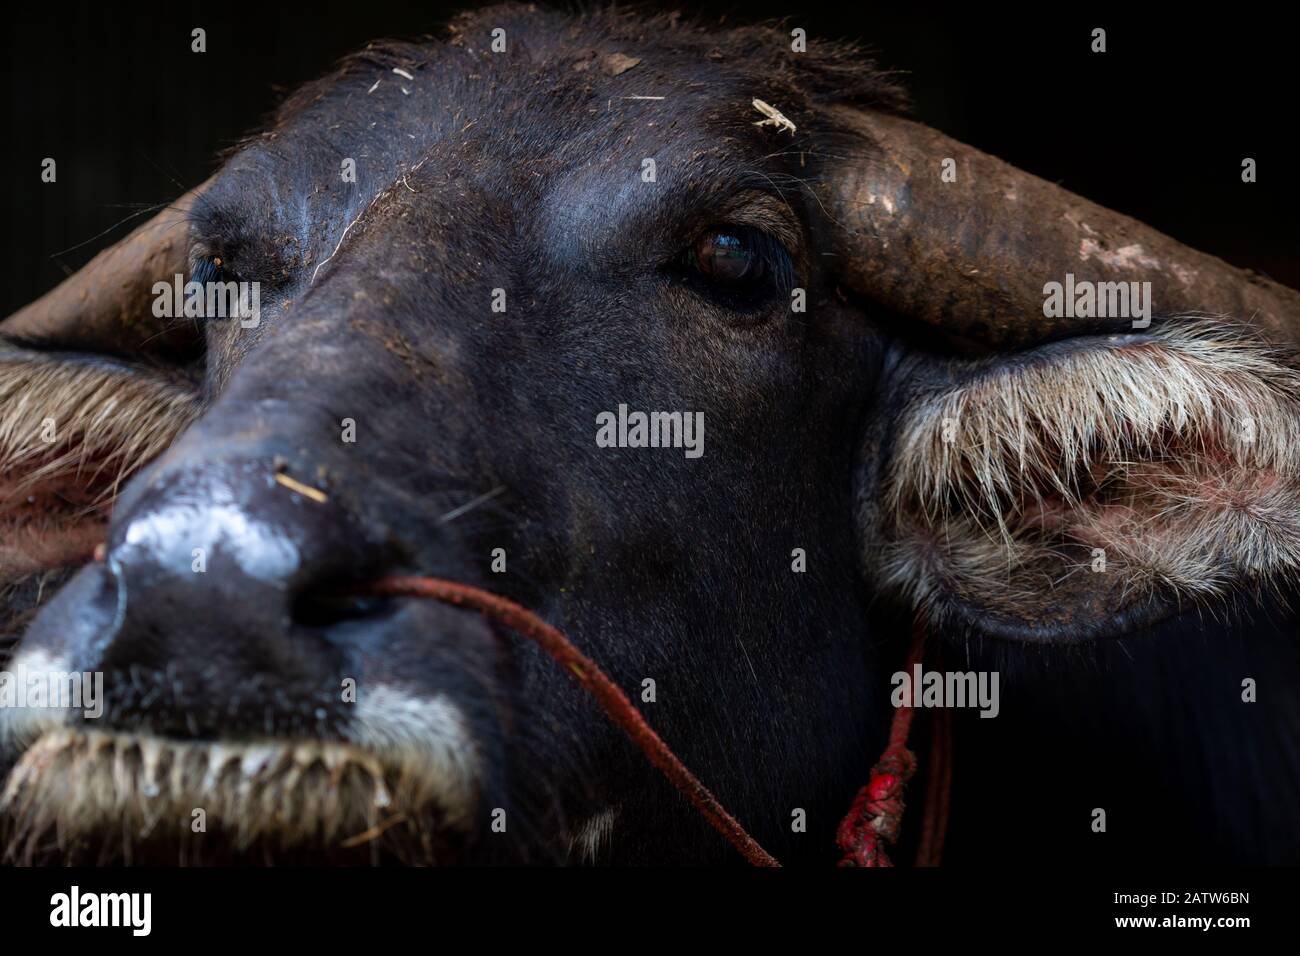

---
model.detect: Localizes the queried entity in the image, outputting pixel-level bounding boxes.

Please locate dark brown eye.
[693,229,765,284]
[678,223,794,313]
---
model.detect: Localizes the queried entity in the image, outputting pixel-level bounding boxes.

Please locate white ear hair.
[0,350,199,502]
[0,350,199,583]
[879,320,1300,615]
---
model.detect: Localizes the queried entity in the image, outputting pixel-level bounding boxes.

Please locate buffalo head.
[2,5,1298,864]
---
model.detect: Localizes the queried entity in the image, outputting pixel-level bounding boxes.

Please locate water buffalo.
[2,4,1298,865]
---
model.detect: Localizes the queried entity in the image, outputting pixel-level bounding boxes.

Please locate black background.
[1,1,1296,316]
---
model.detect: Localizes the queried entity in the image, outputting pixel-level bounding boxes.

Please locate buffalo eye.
[693,229,765,284]
[683,224,793,309]
[191,254,228,286]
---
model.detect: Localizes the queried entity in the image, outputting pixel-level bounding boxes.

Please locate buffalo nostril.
[89,458,405,700]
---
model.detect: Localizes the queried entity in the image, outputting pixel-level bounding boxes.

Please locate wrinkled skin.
[3,5,1298,864]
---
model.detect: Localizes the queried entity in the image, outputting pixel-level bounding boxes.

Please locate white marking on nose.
[117,474,300,581]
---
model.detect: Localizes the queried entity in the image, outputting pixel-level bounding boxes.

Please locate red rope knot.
[836,617,930,867]
[835,743,917,867]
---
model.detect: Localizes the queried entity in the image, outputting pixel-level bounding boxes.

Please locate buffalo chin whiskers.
[0,728,461,865]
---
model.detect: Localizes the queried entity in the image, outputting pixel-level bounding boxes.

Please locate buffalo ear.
[1,182,208,360]
[862,322,1300,643]
[0,345,199,591]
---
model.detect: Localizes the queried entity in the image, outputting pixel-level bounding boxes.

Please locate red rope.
[366,576,948,867]
[836,617,932,867]
[367,576,780,866]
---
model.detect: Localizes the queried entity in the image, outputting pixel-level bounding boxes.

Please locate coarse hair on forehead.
[259,4,910,141]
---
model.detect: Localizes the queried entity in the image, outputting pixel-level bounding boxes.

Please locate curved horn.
[0,182,209,356]
[830,108,1300,349]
